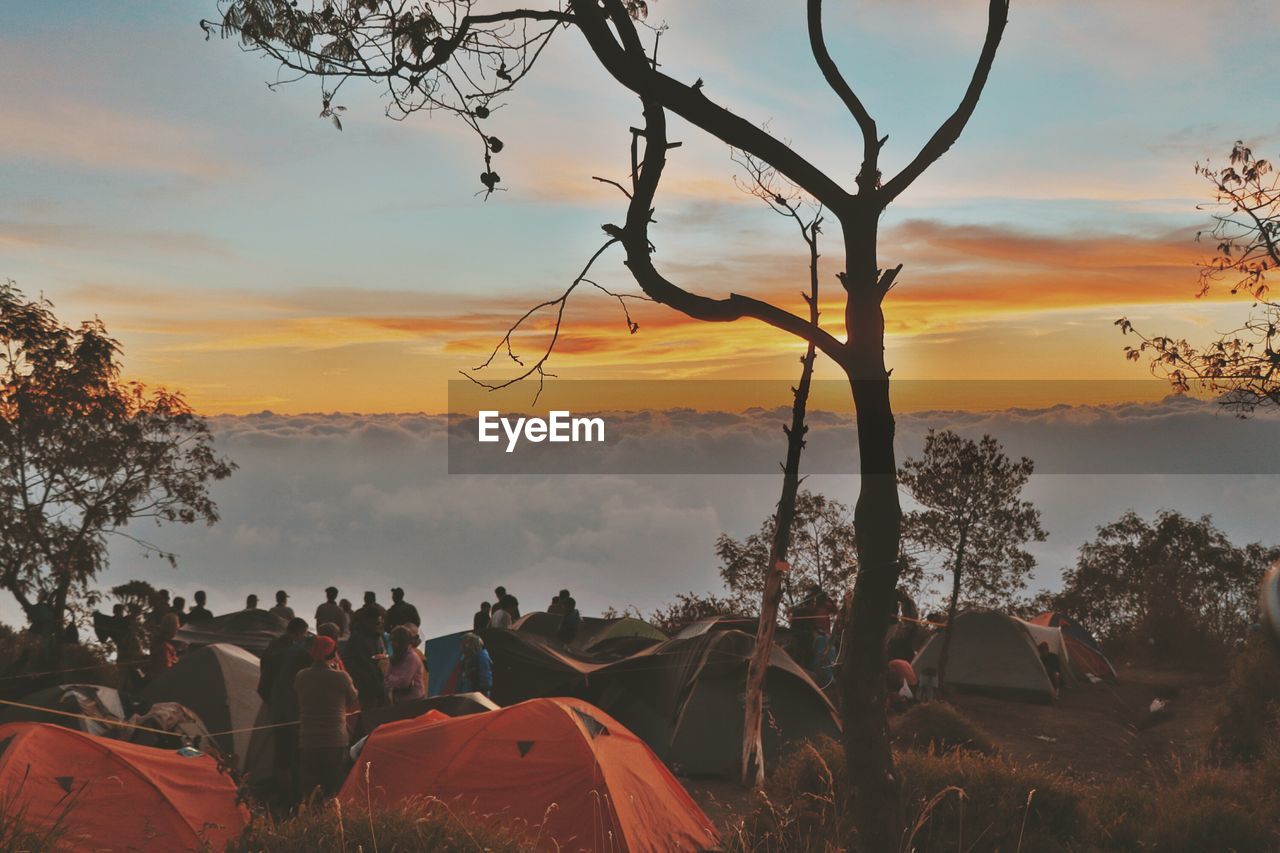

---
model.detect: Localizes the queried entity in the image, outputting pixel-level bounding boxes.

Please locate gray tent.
[912,610,1056,704]
[141,643,274,780]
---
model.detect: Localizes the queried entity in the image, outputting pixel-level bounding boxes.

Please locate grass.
[722,733,1280,852]
[231,798,528,852]
[892,701,997,755]
[1210,634,1280,764]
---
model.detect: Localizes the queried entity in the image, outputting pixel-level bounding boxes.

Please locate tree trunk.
[742,341,816,785]
[839,223,905,851]
[936,528,967,692]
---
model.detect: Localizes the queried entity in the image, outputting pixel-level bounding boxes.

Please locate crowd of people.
[83,582,582,805]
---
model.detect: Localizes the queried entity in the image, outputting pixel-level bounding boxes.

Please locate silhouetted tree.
[1052,510,1278,652]
[206,1,1011,838]
[717,491,857,615]
[1120,141,1280,412]
[898,430,1045,689]
[648,590,744,635]
[0,283,235,630]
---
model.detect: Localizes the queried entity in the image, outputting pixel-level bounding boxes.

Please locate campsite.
[5,0,1280,850]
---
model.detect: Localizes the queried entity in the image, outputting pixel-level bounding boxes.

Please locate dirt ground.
[686,664,1226,830]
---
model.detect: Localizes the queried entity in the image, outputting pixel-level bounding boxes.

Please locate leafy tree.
[648,590,746,636]
[0,283,236,629]
[1120,141,1280,412]
[716,491,857,617]
[1052,510,1278,653]
[898,430,1045,687]
[206,1,1011,838]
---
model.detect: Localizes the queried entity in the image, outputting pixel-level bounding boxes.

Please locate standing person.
[339,599,355,634]
[357,591,386,624]
[246,594,261,611]
[384,625,426,704]
[170,596,188,626]
[491,586,519,620]
[472,602,491,634]
[187,591,213,624]
[1038,641,1063,693]
[458,633,493,697]
[548,589,571,615]
[342,610,388,709]
[557,596,581,646]
[295,636,357,799]
[270,590,295,622]
[488,596,513,630]
[385,588,421,633]
[315,587,347,638]
[259,618,310,801]
[147,590,171,631]
[148,613,181,680]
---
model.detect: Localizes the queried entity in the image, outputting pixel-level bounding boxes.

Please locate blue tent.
[424,630,467,696]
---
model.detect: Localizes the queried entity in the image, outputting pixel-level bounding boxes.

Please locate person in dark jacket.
[186,590,213,623]
[385,588,421,633]
[258,617,310,801]
[472,602,491,634]
[341,609,388,709]
[556,596,581,645]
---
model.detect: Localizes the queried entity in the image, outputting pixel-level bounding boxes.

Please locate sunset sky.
[4,1,1279,414]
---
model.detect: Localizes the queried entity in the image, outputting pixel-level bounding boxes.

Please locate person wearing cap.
[295,635,358,799]
[385,587,421,633]
[384,624,426,704]
[315,587,347,638]
[270,590,295,622]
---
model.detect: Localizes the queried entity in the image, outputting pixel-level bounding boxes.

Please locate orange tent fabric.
[341,697,719,852]
[0,722,247,852]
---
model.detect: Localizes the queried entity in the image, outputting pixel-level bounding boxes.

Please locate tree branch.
[879,0,1009,205]
[806,0,879,194]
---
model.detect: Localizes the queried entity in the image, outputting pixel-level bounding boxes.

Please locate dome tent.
[0,722,247,851]
[140,642,273,782]
[174,607,286,656]
[341,697,718,852]
[1029,611,1117,681]
[912,610,1057,704]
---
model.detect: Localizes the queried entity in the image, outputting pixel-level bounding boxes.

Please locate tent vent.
[573,708,610,739]
[55,776,75,795]
[516,740,535,757]
[0,736,12,758]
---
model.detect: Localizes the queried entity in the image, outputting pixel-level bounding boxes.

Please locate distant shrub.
[1210,634,1280,763]
[0,635,118,700]
[231,798,527,852]
[892,702,996,756]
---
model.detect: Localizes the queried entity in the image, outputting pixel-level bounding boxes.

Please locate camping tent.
[0,722,247,851]
[340,697,719,852]
[513,612,668,659]
[911,610,1056,704]
[672,614,758,639]
[424,630,467,696]
[140,643,274,782]
[584,629,841,777]
[1014,617,1074,684]
[175,608,286,656]
[360,691,499,732]
[482,628,608,705]
[0,684,213,750]
[1030,612,1117,681]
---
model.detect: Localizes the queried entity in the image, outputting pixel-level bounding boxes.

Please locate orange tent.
[341,697,719,852]
[0,722,247,852]
[1029,612,1118,681]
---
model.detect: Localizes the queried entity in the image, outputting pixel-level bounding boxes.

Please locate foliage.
[1210,633,1280,763]
[1051,510,1278,652]
[648,591,747,635]
[716,491,858,617]
[891,702,996,756]
[898,430,1046,610]
[231,798,527,852]
[0,632,118,700]
[1120,141,1280,412]
[0,283,235,627]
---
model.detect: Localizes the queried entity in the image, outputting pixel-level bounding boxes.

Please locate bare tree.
[206,1,1011,841]
[1120,141,1280,412]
